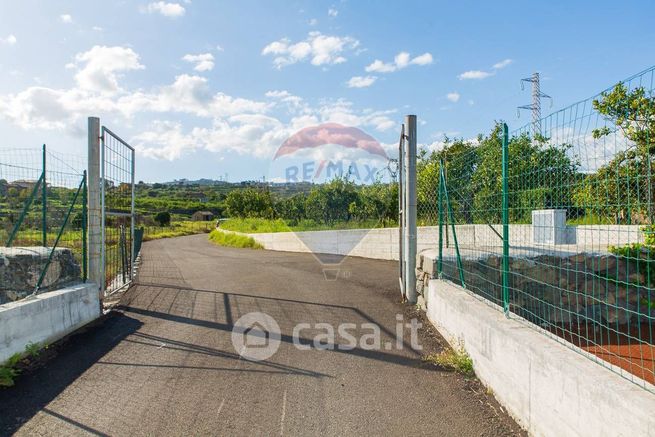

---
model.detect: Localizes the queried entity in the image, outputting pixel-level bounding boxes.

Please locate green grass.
[0,342,45,388]
[208,229,263,249]
[219,217,393,234]
[423,347,475,377]
[142,221,214,241]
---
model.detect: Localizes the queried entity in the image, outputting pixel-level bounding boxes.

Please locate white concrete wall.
[0,283,100,363]
[240,223,644,261]
[426,279,655,437]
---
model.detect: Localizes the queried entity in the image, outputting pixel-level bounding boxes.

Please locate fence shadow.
[0,312,142,435]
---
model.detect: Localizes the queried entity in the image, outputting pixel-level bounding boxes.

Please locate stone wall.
[0,247,81,304]
[417,249,653,325]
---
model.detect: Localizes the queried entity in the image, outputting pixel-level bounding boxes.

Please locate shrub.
[154,211,171,227]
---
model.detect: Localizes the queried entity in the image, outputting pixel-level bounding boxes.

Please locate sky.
[0,0,654,183]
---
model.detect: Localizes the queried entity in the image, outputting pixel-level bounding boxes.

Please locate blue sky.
[0,0,654,182]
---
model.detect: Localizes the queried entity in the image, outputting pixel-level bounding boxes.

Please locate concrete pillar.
[404,115,417,304]
[87,117,102,301]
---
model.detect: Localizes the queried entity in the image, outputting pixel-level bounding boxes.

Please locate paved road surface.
[0,234,522,436]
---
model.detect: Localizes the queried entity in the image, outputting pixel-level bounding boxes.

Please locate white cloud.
[347,75,377,88]
[328,8,338,17]
[145,2,186,18]
[262,31,360,68]
[73,46,144,93]
[92,26,103,32]
[411,53,433,66]
[446,92,460,103]
[119,74,270,118]
[458,58,513,80]
[458,70,494,80]
[308,18,317,26]
[0,45,398,162]
[215,44,224,52]
[0,34,17,45]
[265,89,304,109]
[493,58,513,69]
[60,14,73,24]
[182,53,214,72]
[365,51,432,73]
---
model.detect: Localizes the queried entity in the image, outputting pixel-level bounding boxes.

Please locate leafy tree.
[154,211,171,227]
[575,83,655,223]
[225,188,274,218]
[304,177,358,224]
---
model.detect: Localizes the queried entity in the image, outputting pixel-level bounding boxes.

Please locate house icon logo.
[231,312,281,361]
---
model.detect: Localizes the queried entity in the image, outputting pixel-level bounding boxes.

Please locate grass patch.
[219,217,393,234]
[142,221,214,242]
[208,229,263,249]
[423,346,474,377]
[0,342,45,387]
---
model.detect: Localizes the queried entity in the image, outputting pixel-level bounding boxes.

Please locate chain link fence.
[0,146,87,304]
[429,66,655,391]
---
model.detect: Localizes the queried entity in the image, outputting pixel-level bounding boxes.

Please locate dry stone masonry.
[417,249,653,326]
[0,247,81,304]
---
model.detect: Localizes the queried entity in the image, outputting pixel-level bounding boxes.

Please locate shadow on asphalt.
[122,282,427,370]
[0,312,142,436]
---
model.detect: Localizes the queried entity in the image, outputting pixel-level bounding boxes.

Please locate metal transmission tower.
[517,72,551,138]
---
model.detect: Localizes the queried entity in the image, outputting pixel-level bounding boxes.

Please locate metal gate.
[100,126,135,295]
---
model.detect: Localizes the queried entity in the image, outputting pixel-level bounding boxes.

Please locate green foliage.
[142,221,213,241]
[422,125,578,225]
[219,217,389,233]
[24,342,42,358]
[154,211,171,227]
[220,218,291,233]
[580,83,655,223]
[0,353,22,388]
[423,346,475,377]
[304,177,358,224]
[225,188,275,219]
[0,366,18,387]
[208,229,263,249]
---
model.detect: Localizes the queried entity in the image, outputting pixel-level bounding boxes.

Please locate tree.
[576,83,655,223]
[225,188,274,218]
[154,211,171,227]
[304,177,358,224]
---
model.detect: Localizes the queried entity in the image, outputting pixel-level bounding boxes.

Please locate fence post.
[42,144,47,247]
[404,115,417,304]
[82,170,87,282]
[87,117,102,302]
[438,158,443,276]
[501,123,510,315]
[130,148,136,276]
[398,124,405,296]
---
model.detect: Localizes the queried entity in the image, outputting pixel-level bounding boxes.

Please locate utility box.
[532,209,567,245]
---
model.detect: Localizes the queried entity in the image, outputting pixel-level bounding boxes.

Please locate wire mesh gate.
[101,127,135,295]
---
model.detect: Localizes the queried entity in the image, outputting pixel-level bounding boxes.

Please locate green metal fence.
[433,66,655,391]
[0,146,87,304]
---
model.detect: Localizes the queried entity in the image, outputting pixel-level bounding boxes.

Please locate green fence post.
[42,144,47,247]
[82,171,88,282]
[440,166,465,288]
[35,177,84,292]
[6,174,43,247]
[501,123,510,316]
[438,159,444,276]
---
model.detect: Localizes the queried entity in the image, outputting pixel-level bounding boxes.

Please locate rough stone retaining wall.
[416,249,653,325]
[0,247,82,304]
